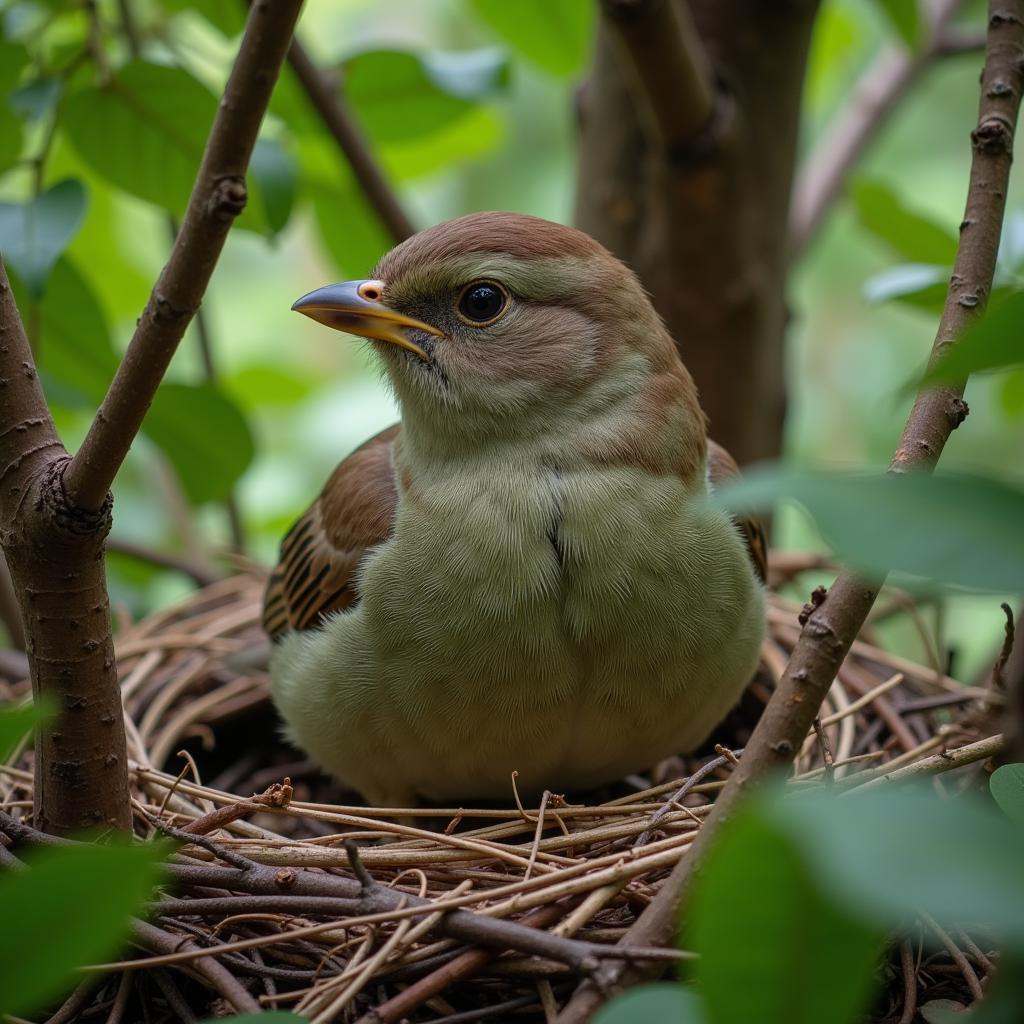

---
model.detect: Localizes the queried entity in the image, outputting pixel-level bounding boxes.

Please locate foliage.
[598,778,1024,1023]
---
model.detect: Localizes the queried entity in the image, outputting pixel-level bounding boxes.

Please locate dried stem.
[286,39,414,242]
[555,5,1024,1018]
[790,0,966,258]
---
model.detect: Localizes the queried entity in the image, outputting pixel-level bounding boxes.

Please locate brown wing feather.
[263,424,401,641]
[706,439,768,584]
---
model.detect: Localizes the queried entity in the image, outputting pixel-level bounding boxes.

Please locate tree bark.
[0,0,303,834]
[577,0,820,466]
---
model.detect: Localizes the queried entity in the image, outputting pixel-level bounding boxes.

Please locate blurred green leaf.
[687,805,881,1024]
[863,263,948,313]
[424,47,509,99]
[921,291,1024,386]
[771,783,1024,943]
[9,77,61,121]
[0,701,53,761]
[0,841,166,1018]
[63,61,216,215]
[143,382,255,504]
[714,464,1024,592]
[8,256,118,405]
[852,180,958,264]
[226,364,315,409]
[0,38,30,95]
[991,764,1024,828]
[382,105,503,181]
[0,104,22,173]
[593,984,707,1024]
[968,957,1024,1024]
[0,178,88,297]
[250,137,297,236]
[871,0,921,49]
[164,0,247,36]
[312,186,391,278]
[999,368,1024,419]
[922,1000,967,1023]
[469,0,595,76]
[345,50,476,143]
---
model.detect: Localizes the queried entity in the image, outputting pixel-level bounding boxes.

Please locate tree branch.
[0,552,25,650]
[63,0,305,511]
[286,39,415,242]
[556,3,1024,1017]
[790,0,965,259]
[599,0,716,154]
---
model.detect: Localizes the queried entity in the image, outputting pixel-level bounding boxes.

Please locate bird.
[263,211,766,808]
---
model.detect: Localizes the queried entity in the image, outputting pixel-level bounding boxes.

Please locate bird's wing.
[262,424,401,641]
[706,439,768,583]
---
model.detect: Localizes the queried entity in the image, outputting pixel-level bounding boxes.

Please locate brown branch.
[62,0,304,511]
[790,0,965,258]
[0,551,25,650]
[599,0,715,153]
[106,537,223,589]
[286,39,414,242]
[555,5,1024,1018]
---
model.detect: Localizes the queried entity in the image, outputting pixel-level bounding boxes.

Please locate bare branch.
[790,0,965,258]
[556,3,1024,1017]
[63,0,304,511]
[0,552,25,650]
[599,0,715,153]
[287,39,415,242]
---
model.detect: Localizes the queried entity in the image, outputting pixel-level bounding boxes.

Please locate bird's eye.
[457,281,508,326]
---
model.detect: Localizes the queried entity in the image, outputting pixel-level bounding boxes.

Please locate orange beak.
[291,279,443,361]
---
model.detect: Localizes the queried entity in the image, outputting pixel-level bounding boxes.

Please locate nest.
[0,558,1006,1023]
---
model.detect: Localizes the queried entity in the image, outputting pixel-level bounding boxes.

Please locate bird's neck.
[395,353,707,489]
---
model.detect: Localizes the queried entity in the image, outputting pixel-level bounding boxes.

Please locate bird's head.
[293,212,704,466]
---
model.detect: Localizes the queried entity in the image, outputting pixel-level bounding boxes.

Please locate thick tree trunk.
[576,0,820,465]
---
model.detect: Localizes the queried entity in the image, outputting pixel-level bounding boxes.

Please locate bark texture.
[577,0,820,465]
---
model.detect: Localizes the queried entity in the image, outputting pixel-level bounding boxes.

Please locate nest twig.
[0,558,1005,1022]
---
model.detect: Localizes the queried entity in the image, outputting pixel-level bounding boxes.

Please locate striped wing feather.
[262,425,400,641]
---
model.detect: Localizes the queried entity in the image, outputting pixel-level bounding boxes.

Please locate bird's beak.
[291,279,443,361]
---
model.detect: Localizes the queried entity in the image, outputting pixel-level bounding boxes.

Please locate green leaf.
[468,0,595,76]
[312,186,392,278]
[0,178,88,297]
[249,137,297,236]
[922,1000,968,1023]
[143,383,255,504]
[63,61,216,215]
[921,291,1024,386]
[863,263,948,313]
[593,984,707,1024]
[999,368,1024,419]
[0,701,53,761]
[9,77,61,121]
[770,783,1024,944]
[7,256,118,405]
[423,48,509,99]
[0,841,166,1018]
[164,0,247,36]
[714,464,1024,592]
[687,804,881,1024]
[871,0,921,49]
[0,38,30,96]
[225,364,314,409]
[991,764,1024,828]
[344,50,475,144]
[852,180,958,264]
[0,104,22,173]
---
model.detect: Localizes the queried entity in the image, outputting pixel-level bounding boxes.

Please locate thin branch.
[106,537,223,589]
[286,39,414,242]
[63,0,305,511]
[555,5,1024,1017]
[790,0,965,259]
[599,0,716,154]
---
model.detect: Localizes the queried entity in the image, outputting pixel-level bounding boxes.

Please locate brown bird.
[264,212,765,807]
